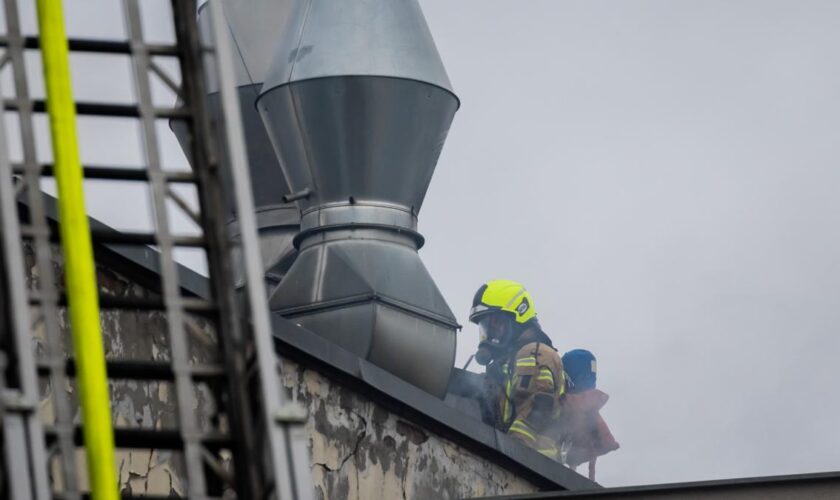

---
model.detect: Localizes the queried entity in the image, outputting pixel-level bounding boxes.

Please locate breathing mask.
[474,312,516,365]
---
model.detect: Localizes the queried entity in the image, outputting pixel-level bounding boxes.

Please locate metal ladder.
[0,0,311,498]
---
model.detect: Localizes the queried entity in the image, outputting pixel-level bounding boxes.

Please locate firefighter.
[557,349,620,480]
[470,279,565,459]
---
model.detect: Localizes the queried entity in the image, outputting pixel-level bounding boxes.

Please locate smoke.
[7,0,840,488]
[420,0,840,487]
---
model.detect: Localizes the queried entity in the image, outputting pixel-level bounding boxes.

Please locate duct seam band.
[300,203,417,231]
[293,223,425,249]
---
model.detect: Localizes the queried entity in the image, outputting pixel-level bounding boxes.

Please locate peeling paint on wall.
[282,359,539,499]
[25,242,540,498]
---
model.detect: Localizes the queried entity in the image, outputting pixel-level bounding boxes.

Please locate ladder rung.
[1,389,38,412]
[0,36,179,56]
[29,294,218,315]
[37,359,226,381]
[4,99,189,119]
[18,224,50,238]
[28,225,206,248]
[99,295,218,313]
[89,230,206,247]
[13,163,196,183]
[101,295,217,313]
[44,426,232,450]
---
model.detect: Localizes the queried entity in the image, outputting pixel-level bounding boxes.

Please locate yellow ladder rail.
[35,1,118,498]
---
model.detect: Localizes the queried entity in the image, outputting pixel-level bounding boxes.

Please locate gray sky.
[419,0,840,487]
[6,0,840,489]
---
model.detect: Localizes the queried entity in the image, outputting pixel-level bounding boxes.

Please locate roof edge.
[270,313,598,492]
[20,190,596,492]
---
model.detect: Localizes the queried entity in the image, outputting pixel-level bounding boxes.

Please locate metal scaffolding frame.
[0,0,311,498]
[0,0,80,495]
[0,55,51,500]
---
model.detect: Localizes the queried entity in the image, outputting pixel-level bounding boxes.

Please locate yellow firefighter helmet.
[469,279,537,325]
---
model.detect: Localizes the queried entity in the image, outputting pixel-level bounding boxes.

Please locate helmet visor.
[478,313,514,347]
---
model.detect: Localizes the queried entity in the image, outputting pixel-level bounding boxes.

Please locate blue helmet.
[562,349,597,393]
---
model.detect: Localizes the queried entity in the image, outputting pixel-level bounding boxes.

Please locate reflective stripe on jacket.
[499,341,565,459]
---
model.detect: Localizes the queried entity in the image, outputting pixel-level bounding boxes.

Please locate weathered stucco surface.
[25,243,201,496]
[24,242,541,498]
[284,359,538,499]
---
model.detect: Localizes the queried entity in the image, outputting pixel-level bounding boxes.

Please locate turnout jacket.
[485,335,566,459]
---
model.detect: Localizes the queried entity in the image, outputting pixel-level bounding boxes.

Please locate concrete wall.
[283,358,538,499]
[23,242,541,498]
[25,244,199,496]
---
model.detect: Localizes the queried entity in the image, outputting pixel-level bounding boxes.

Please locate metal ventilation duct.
[170,1,299,287]
[257,0,460,396]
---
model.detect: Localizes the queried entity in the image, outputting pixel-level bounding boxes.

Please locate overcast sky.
[419,0,840,487]
[6,0,840,489]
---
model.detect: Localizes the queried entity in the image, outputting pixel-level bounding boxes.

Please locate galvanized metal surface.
[205,2,312,498]
[194,2,297,205]
[258,77,458,215]
[171,88,300,286]
[0,0,80,495]
[226,205,299,287]
[254,0,460,399]
[202,0,295,92]
[173,86,296,213]
[260,0,454,93]
[258,78,459,396]
[269,227,458,396]
[171,2,300,284]
[0,48,51,500]
[299,203,418,235]
[273,229,450,321]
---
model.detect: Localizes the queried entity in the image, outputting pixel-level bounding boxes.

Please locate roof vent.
[257,0,460,396]
[170,1,299,287]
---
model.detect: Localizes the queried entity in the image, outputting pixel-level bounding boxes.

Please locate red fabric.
[561,389,620,468]
[564,389,609,412]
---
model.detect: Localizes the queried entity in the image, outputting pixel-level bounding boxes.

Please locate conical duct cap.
[261,0,453,92]
[257,0,461,397]
[257,0,459,215]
